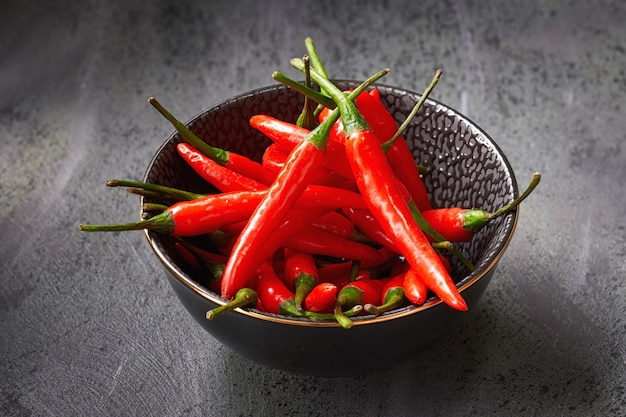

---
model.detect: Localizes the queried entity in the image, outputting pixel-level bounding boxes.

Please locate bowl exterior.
[143,81,518,376]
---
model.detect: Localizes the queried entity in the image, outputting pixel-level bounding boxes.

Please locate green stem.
[290,58,370,135]
[381,69,442,152]
[272,71,336,109]
[148,97,230,165]
[296,56,321,130]
[490,172,541,219]
[289,67,390,151]
[142,202,168,212]
[304,37,330,89]
[107,178,205,201]
[78,211,174,234]
[206,288,258,320]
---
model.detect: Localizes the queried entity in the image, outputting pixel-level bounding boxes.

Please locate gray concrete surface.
[1,0,624,415]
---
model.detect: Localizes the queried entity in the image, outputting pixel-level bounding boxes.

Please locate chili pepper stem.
[489,172,541,220]
[148,97,230,165]
[462,172,541,234]
[78,211,174,234]
[382,69,442,152]
[206,288,258,320]
[272,73,336,110]
[106,178,204,201]
[333,301,355,329]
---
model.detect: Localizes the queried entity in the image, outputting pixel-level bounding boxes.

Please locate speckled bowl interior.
[143,81,519,376]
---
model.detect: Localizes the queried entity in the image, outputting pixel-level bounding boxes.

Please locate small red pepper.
[78,185,365,237]
[364,272,408,315]
[403,267,429,305]
[177,143,266,192]
[249,114,355,182]
[304,282,338,313]
[283,249,319,311]
[421,172,541,242]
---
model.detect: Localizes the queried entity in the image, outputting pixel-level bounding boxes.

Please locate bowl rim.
[142,81,520,328]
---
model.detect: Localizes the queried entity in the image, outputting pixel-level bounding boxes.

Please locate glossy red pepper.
[262,142,355,188]
[403,267,429,305]
[297,59,467,311]
[355,90,432,211]
[304,282,338,314]
[334,280,383,327]
[284,227,384,264]
[177,143,266,192]
[421,172,541,242]
[249,114,355,182]
[284,249,319,311]
[318,90,432,210]
[78,184,366,237]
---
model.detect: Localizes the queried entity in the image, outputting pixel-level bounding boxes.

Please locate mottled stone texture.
[1,0,625,416]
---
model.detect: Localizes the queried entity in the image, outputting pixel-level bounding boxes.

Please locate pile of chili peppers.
[79,38,540,329]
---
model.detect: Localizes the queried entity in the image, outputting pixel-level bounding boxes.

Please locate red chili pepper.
[249,114,355,182]
[364,272,408,315]
[149,97,276,186]
[263,142,353,187]
[284,249,319,311]
[177,143,266,192]
[342,207,400,252]
[318,90,432,211]
[284,227,384,264]
[421,173,541,242]
[78,185,364,237]
[304,282,338,313]
[335,280,382,318]
[298,60,467,311]
[403,267,429,305]
[355,90,432,211]
[309,211,355,239]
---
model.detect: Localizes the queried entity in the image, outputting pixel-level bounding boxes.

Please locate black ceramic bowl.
[142,81,519,377]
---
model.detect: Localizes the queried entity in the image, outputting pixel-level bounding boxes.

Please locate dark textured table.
[2,0,625,415]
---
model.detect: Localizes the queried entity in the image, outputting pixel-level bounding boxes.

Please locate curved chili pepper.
[295,59,467,311]
[355,90,432,211]
[262,142,353,188]
[309,211,355,239]
[250,114,355,182]
[149,97,276,186]
[177,143,266,192]
[284,227,384,264]
[304,282,338,313]
[284,249,319,311]
[403,267,429,305]
[421,172,541,242]
[342,207,400,252]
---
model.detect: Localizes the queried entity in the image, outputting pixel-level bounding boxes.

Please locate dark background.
[1,0,625,415]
